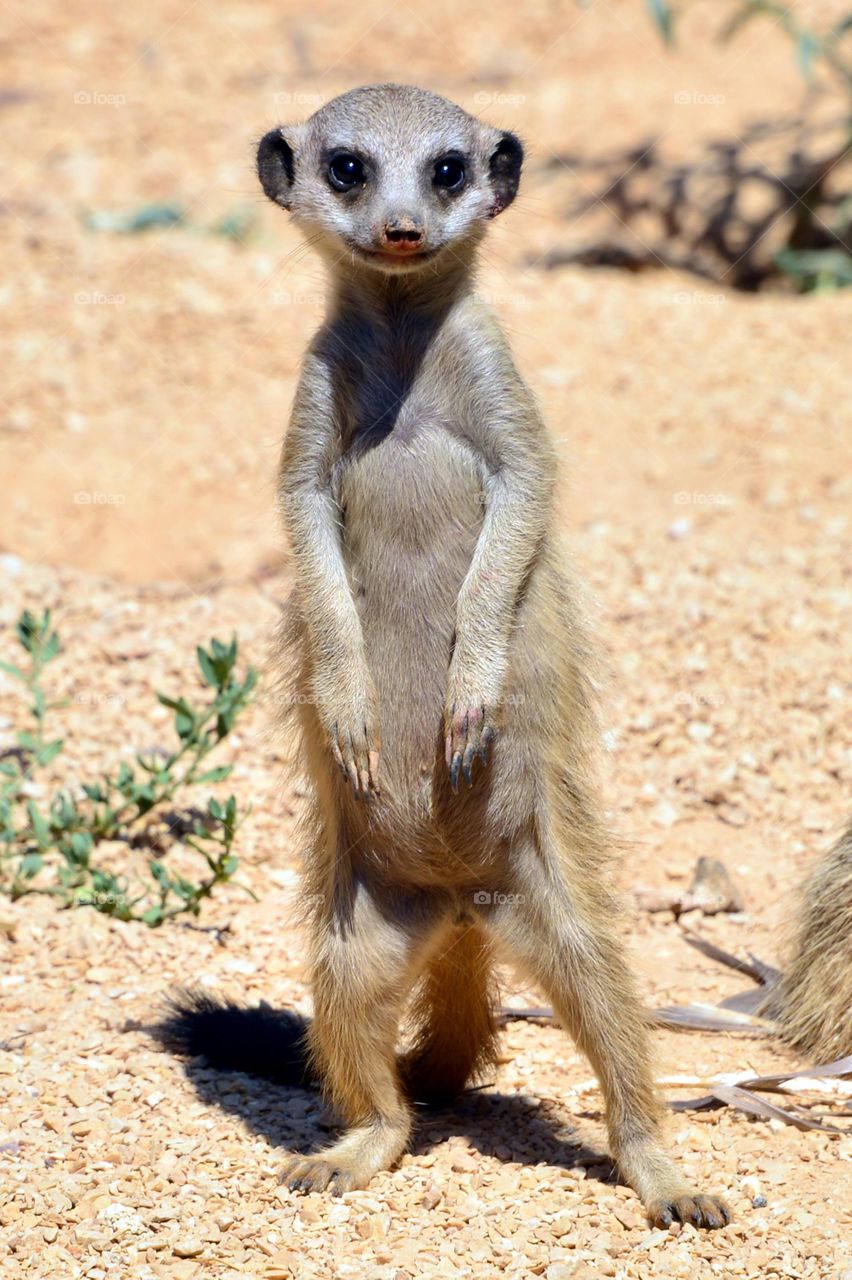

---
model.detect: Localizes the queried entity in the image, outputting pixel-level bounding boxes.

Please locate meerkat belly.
[339,427,483,798]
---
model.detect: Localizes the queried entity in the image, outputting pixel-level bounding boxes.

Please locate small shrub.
[0,611,257,925]
[644,0,852,290]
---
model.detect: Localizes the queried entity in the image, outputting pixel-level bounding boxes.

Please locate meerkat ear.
[487,131,524,217]
[257,127,302,209]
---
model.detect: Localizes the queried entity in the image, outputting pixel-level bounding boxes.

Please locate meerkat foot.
[646,1192,731,1231]
[280,1152,362,1195]
[619,1138,731,1229]
[280,1121,408,1195]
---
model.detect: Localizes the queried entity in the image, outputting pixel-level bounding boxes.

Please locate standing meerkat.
[162,84,730,1230]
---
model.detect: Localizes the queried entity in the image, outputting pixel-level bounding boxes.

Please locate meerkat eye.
[327,153,366,192]
[433,156,466,192]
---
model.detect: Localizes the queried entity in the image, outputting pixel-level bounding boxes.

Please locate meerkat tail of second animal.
[762,822,852,1060]
[160,83,730,1230]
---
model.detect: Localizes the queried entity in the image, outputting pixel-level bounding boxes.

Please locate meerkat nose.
[381,216,425,251]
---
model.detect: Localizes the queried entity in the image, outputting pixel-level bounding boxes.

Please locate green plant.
[644,1,852,290]
[0,612,257,925]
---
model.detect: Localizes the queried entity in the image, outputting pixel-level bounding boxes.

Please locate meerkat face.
[257,84,523,275]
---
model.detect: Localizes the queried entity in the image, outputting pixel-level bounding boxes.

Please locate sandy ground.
[2,1,852,1277]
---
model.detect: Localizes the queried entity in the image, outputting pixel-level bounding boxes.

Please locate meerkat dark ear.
[257,127,300,209]
[487,131,524,217]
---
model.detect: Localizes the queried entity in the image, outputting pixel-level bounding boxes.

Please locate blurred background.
[2,0,851,585]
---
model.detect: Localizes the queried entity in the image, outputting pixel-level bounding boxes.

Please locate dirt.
[1,1,851,1277]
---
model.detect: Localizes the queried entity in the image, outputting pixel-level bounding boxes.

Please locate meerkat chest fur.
[327,296,506,806]
[333,301,489,575]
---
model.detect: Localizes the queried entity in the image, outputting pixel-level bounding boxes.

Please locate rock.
[173,1238,204,1258]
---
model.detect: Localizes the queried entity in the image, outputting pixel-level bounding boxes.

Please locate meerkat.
[762,823,852,1061]
[160,84,730,1230]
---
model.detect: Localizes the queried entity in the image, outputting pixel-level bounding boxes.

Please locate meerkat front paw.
[318,673,381,798]
[330,715,381,798]
[444,700,497,791]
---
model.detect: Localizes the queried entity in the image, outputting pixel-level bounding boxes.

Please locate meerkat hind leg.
[281,883,434,1195]
[490,840,731,1229]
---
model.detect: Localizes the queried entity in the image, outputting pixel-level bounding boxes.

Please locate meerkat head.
[257,83,523,275]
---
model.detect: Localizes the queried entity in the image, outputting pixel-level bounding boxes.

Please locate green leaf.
[19,852,44,879]
[69,831,93,863]
[15,609,60,664]
[149,860,171,889]
[196,645,219,688]
[141,905,166,926]
[27,801,51,849]
[35,739,64,767]
[42,631,60,663]
[51,791,78,829]
[130,782,157,814]
[16,610,41,653]
[776,246,852,290]
[646,0,674,44]
[157,693,190,714]
[116,762,134,791]
[0,659,26,682]
[157,693,196,740]
[172,876,198,901]
[797,30,819,82]
[196,764,233,784]
[83,204,185,234]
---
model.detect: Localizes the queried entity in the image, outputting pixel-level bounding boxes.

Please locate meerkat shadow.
[412,1089,619,1186]
[170,1057,618,1189]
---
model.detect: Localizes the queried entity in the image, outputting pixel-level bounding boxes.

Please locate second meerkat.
[173,84,731,1229]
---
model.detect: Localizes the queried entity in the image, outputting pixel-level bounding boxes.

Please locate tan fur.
[763,824,852,1061]
[262,84,729,1228]
[399,919,499,1105]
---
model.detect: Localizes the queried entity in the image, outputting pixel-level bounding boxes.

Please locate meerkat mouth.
[349,243,445,270]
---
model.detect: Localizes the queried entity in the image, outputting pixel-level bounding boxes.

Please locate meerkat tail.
[152,989,317,1088]
[765,824,852,1061]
